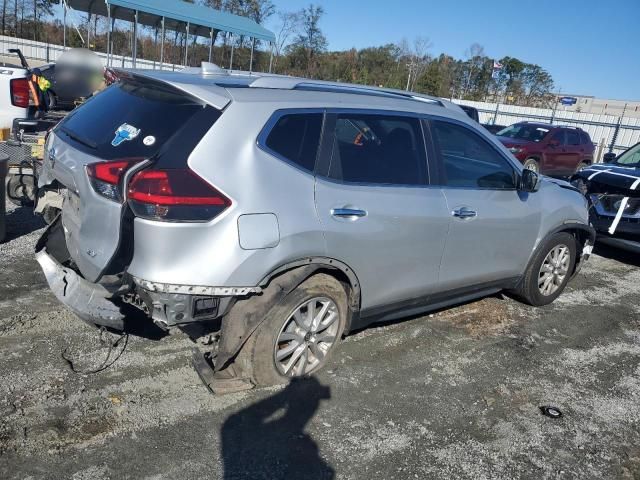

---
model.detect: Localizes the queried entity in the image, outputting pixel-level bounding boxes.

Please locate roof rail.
[248,76,448,107]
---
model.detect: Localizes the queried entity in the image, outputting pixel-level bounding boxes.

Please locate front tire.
[512,232,577,306]
[523,158,540,174]
[237,274,348,387]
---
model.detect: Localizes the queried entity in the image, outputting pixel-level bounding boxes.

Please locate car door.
[542,130,567,174]
[314,111,450,313]
[428,118,541,292]
[563,130,582,174]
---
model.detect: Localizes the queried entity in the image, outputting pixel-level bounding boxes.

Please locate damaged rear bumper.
[36,249,126,330]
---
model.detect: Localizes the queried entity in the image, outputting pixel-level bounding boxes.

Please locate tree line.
[0,0,555,107]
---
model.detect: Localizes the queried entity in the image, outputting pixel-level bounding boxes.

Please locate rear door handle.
[452,207,477,219]
[331,208,367,219]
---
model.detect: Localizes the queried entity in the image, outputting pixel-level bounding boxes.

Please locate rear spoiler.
[112,68,231,111]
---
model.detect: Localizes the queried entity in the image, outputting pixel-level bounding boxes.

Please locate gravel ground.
[1,204,640,479]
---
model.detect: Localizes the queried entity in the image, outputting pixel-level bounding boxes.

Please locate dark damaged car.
[572,144,640,253]
[35,68,595,392]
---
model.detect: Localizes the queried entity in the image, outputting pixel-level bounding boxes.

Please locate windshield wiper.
[60,126,98,150]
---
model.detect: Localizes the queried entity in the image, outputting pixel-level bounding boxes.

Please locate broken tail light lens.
[10,78,30,108]
[127,168,231,222]
[86,159,141,202]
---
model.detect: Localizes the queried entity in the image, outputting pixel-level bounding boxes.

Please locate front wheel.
[236,274,348,387]
[522,158,540,174]
[512,232,577,306]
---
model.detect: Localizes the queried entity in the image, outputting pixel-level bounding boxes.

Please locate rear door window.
[566,130,580,146]
[56,77,213,159]
[580,131,592,145]
[263,113,323,171]
[327,113,427,185]
[551,131,566,145]
[431,120,516,189]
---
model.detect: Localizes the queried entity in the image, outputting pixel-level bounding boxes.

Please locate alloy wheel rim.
[274,297,340,377]
[525,161,539,173]
[538,244,570,296]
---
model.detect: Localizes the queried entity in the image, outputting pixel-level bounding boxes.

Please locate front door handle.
[331,208,367,219]
[451,207,477,219]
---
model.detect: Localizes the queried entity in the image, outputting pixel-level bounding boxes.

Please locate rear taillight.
[86,159,141,202]
[10,78,30,108]
[127,168,231,222]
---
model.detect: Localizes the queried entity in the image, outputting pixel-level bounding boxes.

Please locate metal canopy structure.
[63,0,275,71]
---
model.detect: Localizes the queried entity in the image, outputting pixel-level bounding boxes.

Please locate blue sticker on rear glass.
[112,123,141,147]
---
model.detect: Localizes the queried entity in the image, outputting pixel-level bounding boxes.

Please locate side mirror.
[520,168,541,193]
[603,152,617,163]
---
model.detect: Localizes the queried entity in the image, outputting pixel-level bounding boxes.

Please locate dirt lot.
[1,204,640,480]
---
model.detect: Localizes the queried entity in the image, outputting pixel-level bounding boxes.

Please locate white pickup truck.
[0,50,30,130]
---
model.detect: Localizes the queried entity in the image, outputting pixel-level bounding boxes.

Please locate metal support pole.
[63,4,67,48]
[249,38,254,74]
[106,3,111,66]
[159,17,165,70]
[492,101,500,124]
[110,15,116,67]
[229,33,234,70]
[268,41,274,73]
[132,10,138,68]
[208,28,213,63]
[184,22,189,67]
[153,25,158,69]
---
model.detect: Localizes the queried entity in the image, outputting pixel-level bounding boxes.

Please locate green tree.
[288,4,327,76]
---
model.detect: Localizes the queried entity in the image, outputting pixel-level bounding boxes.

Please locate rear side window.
[264,113,323,171]
[57,78,213,160]
[551,131,566,145]
[431,120,516,189]
[566,130,580,146]
[580,131,592,145]
[327,113,427,185]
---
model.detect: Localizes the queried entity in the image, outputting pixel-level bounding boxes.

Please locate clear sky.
[266,0,640,101]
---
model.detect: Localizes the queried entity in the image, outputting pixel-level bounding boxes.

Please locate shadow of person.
[221,376,335,480]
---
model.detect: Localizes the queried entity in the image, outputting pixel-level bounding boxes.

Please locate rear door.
[428,118,540,291]
[543,130,568,174]
[563,129,582,174]
[40,77,228,281]
[314,111,450,312]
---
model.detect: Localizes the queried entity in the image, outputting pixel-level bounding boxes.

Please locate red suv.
[497,122,594,176]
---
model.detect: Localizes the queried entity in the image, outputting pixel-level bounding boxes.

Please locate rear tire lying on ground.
[237,274,348,387]
[6,174,36,206]
[512,232,577,307]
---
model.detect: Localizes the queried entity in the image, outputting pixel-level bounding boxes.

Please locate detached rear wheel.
[238,274,348,386]
[513,232,577,306]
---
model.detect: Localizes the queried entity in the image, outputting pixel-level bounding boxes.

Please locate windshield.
[496,124,550,142]
[615,143,640,167]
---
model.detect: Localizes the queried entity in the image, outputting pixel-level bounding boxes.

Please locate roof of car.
[125,64,470,121]
[518,121,584,132]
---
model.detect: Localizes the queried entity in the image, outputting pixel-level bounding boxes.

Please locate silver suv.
[35,67,595,389]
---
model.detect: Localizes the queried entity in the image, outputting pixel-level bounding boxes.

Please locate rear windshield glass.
[57,78,207,159]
